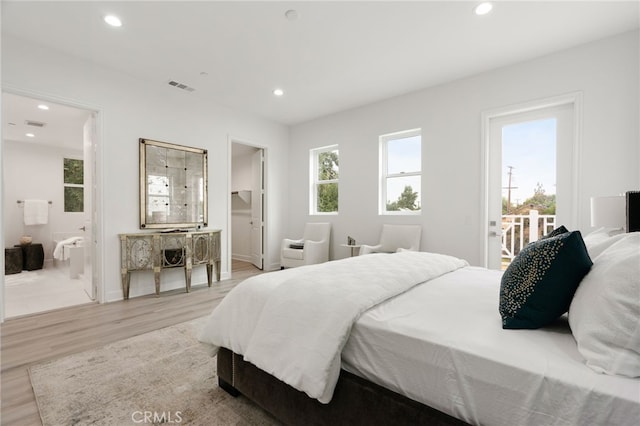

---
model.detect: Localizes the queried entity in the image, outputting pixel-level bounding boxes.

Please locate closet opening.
[230,141,265,272]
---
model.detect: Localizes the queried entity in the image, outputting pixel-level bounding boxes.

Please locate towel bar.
[17,200,52,205]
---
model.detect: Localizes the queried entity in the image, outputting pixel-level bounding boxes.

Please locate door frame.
[480,92,583,268]
[227,136,267,275]
[82,112,97,299]
[0,86,105,321]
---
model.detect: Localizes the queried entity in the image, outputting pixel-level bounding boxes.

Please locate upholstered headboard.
[627,191,640,232]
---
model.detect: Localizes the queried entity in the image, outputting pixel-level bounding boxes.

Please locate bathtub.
[52,234,84,279]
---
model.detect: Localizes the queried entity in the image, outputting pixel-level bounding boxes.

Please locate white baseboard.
[231,254,252,262]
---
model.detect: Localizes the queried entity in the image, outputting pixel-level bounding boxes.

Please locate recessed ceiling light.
[474,2,493,16]
[104,15,122,27]
[273,88,284,97]
[37,104,49,110]
[285,10,299,21]
[25,133,35,138]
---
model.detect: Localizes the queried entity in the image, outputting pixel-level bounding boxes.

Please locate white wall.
[3,141,85,259]
[232,152,253,192]
[231,195,252,262]
[289,30,640,266]
[2,35,290,302]
[2,29,637,303]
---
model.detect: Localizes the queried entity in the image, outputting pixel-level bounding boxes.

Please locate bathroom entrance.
[2,92,100,318]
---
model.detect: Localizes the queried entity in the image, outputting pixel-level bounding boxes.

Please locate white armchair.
[360,224,422,255]
[281,223,332,268]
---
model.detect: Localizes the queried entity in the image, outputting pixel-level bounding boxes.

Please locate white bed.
[200,231,640,425]
[342,266,639,426]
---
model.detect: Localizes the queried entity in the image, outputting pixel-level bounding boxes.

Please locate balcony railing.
[502,210,556,265]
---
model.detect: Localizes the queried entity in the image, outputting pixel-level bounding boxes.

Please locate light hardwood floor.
[0,260,264,426]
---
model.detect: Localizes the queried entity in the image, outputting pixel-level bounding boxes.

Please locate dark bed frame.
[217,347,468,425]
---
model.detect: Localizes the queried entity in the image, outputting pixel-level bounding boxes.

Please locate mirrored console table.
[119,230,221,299]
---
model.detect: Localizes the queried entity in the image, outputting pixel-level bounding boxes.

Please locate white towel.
[53,237,83,260]
[24,199,49,225]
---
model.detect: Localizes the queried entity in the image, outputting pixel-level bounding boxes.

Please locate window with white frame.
[63,157,84,212]
[310,145,339,214]
[380,129,421,214]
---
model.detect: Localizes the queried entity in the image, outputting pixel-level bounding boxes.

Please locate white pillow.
[569,232,640,377]
[583,227,625,258]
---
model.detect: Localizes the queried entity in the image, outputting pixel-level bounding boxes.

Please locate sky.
[386,135,421,207]
[502,118,556,206]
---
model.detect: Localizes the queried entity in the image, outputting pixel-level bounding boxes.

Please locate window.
[63,158,84,212]
[380,129,421,214]
[310,145,339,214]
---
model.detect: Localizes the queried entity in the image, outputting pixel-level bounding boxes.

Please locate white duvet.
[198,251,468,403]
[342,266,640,426]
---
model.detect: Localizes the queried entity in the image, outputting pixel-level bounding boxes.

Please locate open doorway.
[2,92,98,318]
[230,141,264,272]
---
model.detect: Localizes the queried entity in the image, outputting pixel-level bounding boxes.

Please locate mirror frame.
[139,138,208,229]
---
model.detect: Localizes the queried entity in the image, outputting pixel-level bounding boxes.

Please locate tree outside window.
[64,158,84,212]
[380,129,421,214]
[311,146,339,214]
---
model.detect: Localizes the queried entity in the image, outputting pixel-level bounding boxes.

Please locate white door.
[82,114,95,299]
[250,149,264,269]
[486,101,576,270]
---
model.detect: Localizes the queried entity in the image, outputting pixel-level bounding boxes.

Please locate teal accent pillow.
[499,230,593,329]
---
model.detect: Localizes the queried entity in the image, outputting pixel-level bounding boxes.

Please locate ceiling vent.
[167,80,195,92]
[25,120,47,128]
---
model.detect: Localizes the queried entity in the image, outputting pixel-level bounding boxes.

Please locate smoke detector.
[285,10,299,21]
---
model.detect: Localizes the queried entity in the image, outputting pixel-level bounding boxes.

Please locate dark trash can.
[16,243,45,271]
[5,247,23,275]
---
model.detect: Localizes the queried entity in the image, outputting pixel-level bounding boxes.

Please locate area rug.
[28,317,279,425]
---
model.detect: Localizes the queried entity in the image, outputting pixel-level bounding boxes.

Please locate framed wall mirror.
[139,138,208,229]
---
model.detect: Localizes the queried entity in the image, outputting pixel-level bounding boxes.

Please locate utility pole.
[503,166,518,214]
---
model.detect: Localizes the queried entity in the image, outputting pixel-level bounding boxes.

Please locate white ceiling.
[2,0,639,142]
[2,93,91,149]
